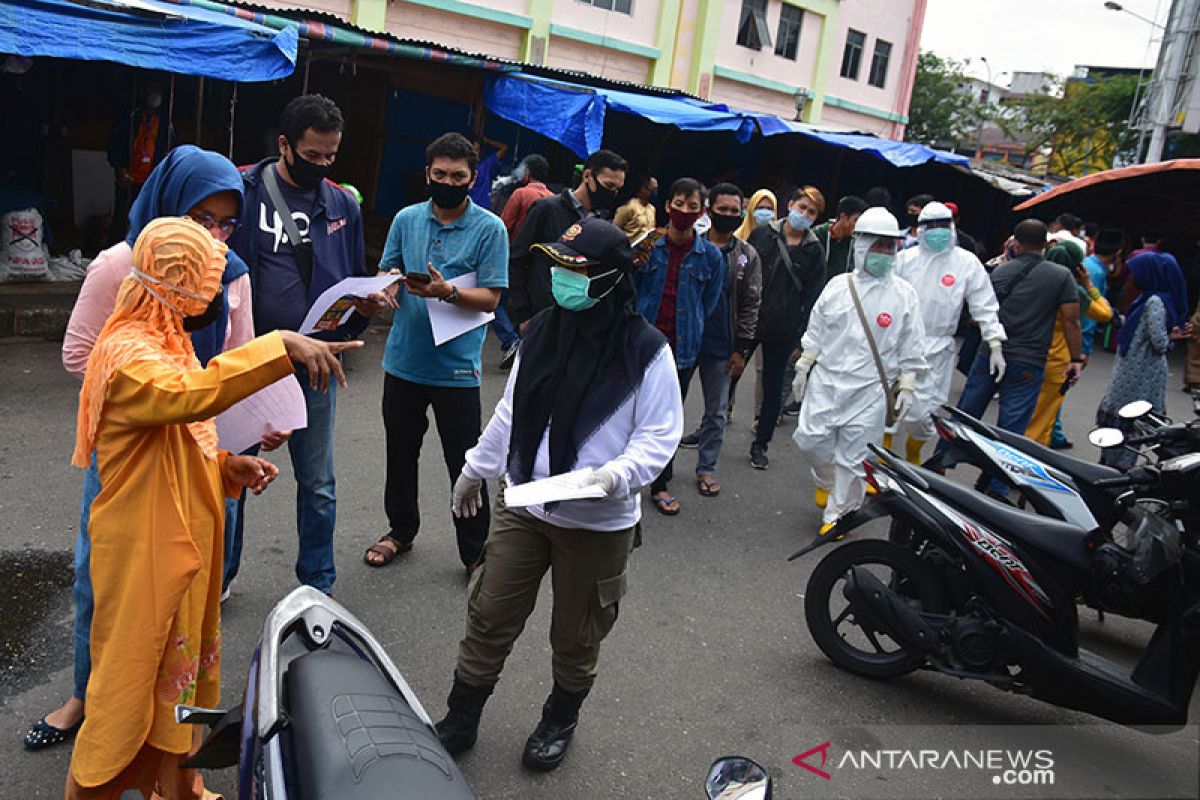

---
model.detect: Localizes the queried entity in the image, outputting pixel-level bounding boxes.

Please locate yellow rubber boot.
[818,522,836,536]
[905,436,926,465]
[814,487,830,509]
[883,433,894,451]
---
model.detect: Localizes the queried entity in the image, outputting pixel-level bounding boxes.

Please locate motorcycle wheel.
[805,539,949,679]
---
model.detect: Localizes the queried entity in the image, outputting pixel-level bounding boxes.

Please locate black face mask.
[183,288,224,332]
[286,147,331,191]
[587,178,618,213]
[429,179,471,210]
[710,211,743,234]
[904,212,919,228]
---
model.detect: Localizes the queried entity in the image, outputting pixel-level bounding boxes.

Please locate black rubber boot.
[434,676,493,756]
[521,684,589,771]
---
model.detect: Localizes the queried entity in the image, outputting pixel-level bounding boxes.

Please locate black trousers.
[752,340,793,451]
[382,374,489,566]
[650,367,690,495]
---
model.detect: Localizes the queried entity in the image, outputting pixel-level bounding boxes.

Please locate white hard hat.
[918,201,952,223]
[853,206,904,238]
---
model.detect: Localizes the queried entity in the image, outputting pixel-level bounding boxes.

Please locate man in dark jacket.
[678,183,761,496]
[745,186,827,469]
[508,149,628,327]
[226,94,376,594]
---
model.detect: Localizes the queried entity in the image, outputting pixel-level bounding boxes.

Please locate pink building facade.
[255,0,926,140]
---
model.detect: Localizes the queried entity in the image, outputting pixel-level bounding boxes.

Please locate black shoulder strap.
[262,164,314,288]
[995,257,1041,308]
[774,231,807,297]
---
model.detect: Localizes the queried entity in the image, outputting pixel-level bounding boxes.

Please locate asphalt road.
[2,328,1199,800]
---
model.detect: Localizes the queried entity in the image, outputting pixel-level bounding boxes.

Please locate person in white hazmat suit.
[891,201,1007,463]
[792,207,928,534]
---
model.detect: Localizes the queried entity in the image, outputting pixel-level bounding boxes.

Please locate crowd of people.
[21,91,1200,798]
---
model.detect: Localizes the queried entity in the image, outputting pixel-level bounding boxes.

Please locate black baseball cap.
[532,217,634,272]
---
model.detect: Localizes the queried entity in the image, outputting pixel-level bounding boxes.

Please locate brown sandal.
[697,475,720,497]
[363,535,412,567]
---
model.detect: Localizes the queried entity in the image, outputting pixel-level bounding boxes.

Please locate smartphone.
[406,271,432,285]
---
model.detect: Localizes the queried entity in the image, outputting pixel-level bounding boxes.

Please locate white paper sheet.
[298,275,399,335]
[215,375,308,454]
[502,468,606,508]
[426,272,495,346]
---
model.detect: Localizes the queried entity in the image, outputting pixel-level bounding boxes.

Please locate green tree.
[906,52,985,146]
[998,74,1140,176]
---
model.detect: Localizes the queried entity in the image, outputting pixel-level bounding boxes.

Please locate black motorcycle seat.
[971,418,1122,486]
[285,648,475,800]
[917,466,1094,576]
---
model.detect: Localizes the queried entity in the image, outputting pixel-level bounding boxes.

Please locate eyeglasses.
[188,213,240,236]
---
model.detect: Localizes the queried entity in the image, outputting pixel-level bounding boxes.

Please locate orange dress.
[68,332,292,796]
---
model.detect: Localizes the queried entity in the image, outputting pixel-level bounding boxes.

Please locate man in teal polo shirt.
[364,132,508,576]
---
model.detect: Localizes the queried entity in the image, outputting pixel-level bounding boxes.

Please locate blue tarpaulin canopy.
[485,74,755,158]
[486,73,968,171]
[0,0,297,81]
[777,122,970,168]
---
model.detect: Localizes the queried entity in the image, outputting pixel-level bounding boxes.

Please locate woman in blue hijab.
[26,145,258,751]
[1096,251,1193,470]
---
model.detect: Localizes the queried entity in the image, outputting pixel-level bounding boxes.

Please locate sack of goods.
[2,208,49,280]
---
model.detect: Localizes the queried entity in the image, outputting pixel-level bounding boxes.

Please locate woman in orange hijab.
[66,217,360,799]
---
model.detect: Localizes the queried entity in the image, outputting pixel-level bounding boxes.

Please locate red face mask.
[668,207,702,231]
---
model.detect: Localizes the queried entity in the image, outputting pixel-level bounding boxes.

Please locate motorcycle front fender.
[788,501,895,561]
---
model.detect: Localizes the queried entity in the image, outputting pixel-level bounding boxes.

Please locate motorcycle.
[177,586,476,799]
[177,587,774,798]
[792,444,1200,727]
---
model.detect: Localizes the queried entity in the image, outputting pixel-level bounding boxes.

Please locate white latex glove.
[987,339,1006,382]
[586,466,621,498]
[792,350,818,402]
[894,371,917,419]
[452,473,483,518]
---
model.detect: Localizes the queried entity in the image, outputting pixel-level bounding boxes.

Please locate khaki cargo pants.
[455,499,637,695]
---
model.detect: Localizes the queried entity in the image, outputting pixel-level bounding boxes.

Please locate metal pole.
[228,82,238,160]
[1147,0,1199,161]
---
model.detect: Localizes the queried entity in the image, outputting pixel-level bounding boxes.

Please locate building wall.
[549,0,660,51]
[384,2,524,60]
[546,37,652,84]
[253,0,353,20]
[713,0,823,96]
[824,0,917,115]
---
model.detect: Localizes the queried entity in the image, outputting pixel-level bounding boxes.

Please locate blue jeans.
[221,443,259,592]
[683,355,732,475]
[72,454,101,701]
[950,352,1045,494]
[287,368,338,592]
[491,288,520,349]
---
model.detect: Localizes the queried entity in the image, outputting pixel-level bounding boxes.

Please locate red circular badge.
[941,274,956,287]
[876,312,893,328]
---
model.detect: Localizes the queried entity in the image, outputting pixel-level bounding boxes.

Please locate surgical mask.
[286,147,331,191]
[551,266,618,312]
[183,287,225,332]
[586,178,618,213]
[709,211,743,234]
[788,209,813,231]
[864,252,896,277]
[920,228,953,253]
[429,180,470,210]
[668,207,702,231]
[131,267,213,315]
[752,208,775,224]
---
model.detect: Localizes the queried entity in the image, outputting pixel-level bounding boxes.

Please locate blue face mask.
[921,228,953,253]
[789,209,813,231]
[550,266,618,312]
[753,208,775,224]
[863,252,895,277]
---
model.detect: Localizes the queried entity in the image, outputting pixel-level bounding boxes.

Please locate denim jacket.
[633,233,725,369]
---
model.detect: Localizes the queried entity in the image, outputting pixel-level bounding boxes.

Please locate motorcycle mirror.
[1088,427,1125,448]
[1118,400,1154,420]
[705,757,772,799]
